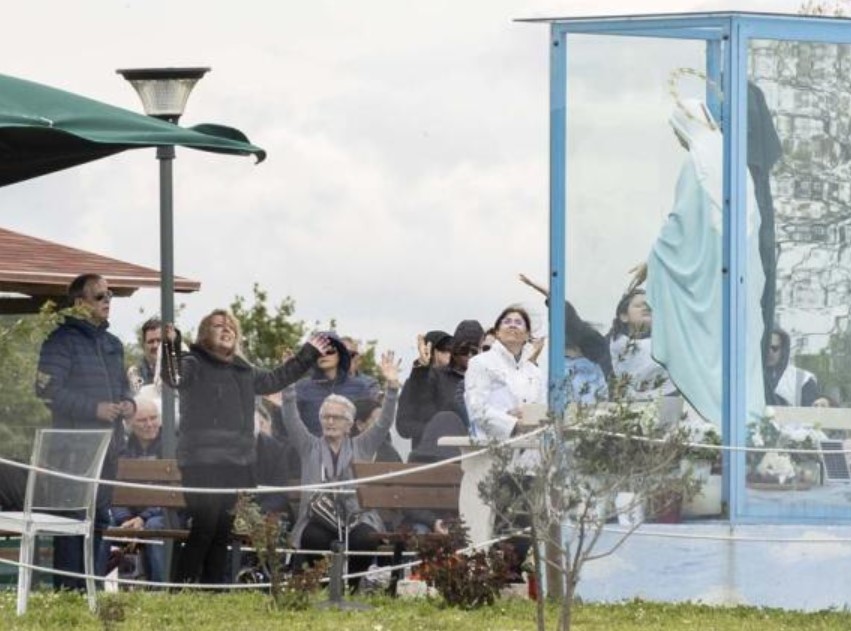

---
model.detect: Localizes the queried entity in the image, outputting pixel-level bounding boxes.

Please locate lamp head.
[116,67,210,122]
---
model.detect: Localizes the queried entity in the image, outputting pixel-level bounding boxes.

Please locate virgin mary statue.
[646,98,765,425]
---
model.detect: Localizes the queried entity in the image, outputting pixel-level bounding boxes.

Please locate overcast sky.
[0,0,803,364]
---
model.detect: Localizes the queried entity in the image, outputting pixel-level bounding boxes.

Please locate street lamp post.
[116,67,209,459]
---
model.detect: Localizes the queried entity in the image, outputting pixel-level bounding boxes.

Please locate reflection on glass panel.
[565,36,726,519]
[746,40,851,519]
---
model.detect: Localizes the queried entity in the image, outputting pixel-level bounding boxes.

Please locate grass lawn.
[1,591,851,630]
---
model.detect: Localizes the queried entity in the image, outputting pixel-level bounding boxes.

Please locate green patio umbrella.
[0,72,265,185]
[0,71,267,461]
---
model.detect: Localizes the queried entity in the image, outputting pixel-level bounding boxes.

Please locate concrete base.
[572,522,851,611]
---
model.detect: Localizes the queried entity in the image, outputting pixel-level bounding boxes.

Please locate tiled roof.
[0,226,200,298]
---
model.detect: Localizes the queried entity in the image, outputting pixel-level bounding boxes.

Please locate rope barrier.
[2,417,850,597]
[565,521,851,544]
[0,426,546,495]
[4,517,851,599]
[0,420,842,506]
[0,421,839,499]
[0,526,532,590]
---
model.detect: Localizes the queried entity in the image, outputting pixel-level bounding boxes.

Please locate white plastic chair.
[0,429,112,614]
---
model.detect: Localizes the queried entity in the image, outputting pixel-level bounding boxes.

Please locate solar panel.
[820,440,851,482]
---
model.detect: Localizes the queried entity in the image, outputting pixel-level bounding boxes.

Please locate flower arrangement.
[746,413,825,485]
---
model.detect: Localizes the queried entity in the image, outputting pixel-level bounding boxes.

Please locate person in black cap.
[419,330,453,369]
[396,321,485,451]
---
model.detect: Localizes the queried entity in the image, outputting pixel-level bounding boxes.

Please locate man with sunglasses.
[765,327,818,407]
[36,273,136,590]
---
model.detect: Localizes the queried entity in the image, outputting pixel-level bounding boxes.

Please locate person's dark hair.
[607,289,646,340]
[814,394,838,408]
[141,317,162,341]
[67,273,103,303]
[493,306,531,332]
[353,398,381,425]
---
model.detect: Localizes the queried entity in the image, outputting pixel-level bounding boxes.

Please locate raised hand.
[416,334,432,367]
[627,262,647,293]
[379,350,402,388]
[306,333,332,356]
[164,323,178,344]
[518,273,549,298]
[529,335,547,363]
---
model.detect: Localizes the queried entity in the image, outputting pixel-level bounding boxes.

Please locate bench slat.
[116,458,181,482]
[352,462,462,486]
[103,527,188,540]
[110,488,186,509]
[357,485,459,511]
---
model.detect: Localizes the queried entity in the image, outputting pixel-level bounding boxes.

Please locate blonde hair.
[196,309,243,359]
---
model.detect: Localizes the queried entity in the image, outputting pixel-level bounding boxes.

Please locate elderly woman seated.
[280,351,400,589]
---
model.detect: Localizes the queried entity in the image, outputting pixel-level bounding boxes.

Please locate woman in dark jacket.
[162,309,329,584]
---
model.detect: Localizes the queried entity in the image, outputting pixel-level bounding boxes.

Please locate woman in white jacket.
[464,306,542,574]
[464,306,544,443]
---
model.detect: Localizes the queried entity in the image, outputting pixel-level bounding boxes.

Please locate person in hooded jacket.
[396,320,485,450]
[161,310,330,584]
[294,332,381,436]
[765,327,818,407]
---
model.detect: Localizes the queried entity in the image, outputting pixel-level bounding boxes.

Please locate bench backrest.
[112,458,185,509]
[352,461,462,512]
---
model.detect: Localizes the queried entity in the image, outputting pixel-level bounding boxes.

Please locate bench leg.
[229,539,242,584]
[388,541,403,597]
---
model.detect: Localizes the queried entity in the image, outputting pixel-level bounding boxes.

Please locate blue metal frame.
[721,17,749,523]
[548,23,567,414]
[542,11,851,525]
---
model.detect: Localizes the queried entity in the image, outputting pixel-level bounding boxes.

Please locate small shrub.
[279,559,328,611]
[414,520,511,609]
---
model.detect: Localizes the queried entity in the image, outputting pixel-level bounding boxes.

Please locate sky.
[0,0,804,365]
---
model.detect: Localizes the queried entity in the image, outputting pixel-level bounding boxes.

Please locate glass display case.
[527,12,851,523]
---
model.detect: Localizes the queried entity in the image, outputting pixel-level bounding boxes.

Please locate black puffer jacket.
[163,341,319,468]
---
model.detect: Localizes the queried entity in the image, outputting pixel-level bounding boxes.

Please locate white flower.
[756,451,796,484]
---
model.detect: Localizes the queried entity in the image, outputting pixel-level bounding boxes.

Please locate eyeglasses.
[323,348,338,356]
[456,346,479,357]
[92,290,113,302]
[320,413,350,423]
[133,415,159,425]
[500,317,527,329]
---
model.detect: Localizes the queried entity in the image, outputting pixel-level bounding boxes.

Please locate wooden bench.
[353,461,462,514]
[351,461,462,594]
[105,458,307,582]
[104,458,188,542]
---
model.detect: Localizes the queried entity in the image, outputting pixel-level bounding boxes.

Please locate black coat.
[254,432,292,517]
[163,341,319,468]
[396,365,465,450]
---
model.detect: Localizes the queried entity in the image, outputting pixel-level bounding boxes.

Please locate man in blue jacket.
[36,273,136,590]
